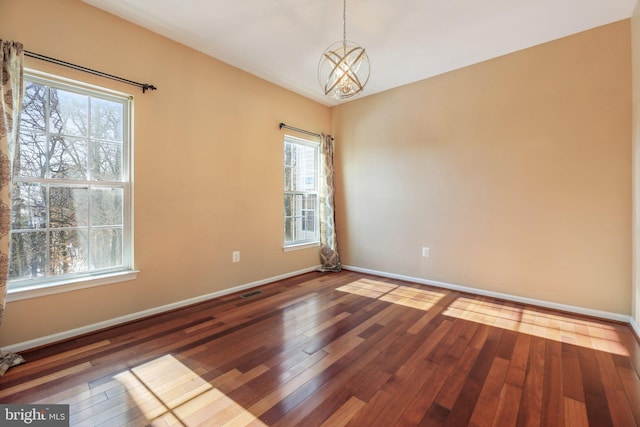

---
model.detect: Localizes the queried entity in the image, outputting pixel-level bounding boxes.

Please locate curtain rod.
[25,50,157,93]
[279,123,333,140]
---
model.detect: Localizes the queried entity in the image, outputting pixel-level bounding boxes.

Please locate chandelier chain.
[343,0,347,47]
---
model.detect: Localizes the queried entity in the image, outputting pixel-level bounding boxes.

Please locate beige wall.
[632,5,640,327]
[332,21,632,315]
[0,0,330,347]
[0,1,634,347]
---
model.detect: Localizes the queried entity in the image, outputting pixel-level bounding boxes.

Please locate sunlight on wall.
[443,297,629,356]
[113,354,267,426]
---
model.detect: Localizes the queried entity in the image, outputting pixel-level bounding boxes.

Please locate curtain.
[0,40,25,376]
[319,133,341,272]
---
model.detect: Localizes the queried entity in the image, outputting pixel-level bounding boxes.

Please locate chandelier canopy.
[318,0,370,99]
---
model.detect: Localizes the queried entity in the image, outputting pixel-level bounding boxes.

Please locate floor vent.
[240,290,263,299]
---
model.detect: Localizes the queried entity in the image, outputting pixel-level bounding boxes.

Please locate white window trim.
[283,135,320,249]
[7,270,139,302]
[7,70,137,299]
[283,241,320,252]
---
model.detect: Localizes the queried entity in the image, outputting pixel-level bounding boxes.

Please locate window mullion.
[44,86,51,276]
[45,184,51,276]
[87,96,92,272]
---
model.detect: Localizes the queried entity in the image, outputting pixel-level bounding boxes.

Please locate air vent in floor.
[240,290,263,299]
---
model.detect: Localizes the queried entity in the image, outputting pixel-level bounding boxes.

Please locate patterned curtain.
[319,133,341,272]
[0,40,25,376]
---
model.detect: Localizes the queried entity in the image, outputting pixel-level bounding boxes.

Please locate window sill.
[6,270,139,302]
[283,241,320,252]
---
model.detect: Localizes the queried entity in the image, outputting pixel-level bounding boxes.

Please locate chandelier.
[318,0,370,99]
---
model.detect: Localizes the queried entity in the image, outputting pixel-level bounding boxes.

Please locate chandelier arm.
[324,78,341,95]
[324,65,345,94]
[344,72,363,90]
[324,52,342,68]
[341,48,367,87]
[325,46,364,72]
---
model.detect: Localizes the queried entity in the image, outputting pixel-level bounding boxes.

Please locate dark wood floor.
[1,271,639,426]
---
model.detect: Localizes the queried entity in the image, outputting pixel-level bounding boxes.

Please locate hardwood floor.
[1,270,639,426]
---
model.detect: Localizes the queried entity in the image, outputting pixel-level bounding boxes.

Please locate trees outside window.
[9,74,132,289]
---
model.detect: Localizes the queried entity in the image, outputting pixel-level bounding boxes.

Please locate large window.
[284,135,319,247]
[9,73,133,291]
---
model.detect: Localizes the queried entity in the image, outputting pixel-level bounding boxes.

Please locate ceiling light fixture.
[318,0,370,99]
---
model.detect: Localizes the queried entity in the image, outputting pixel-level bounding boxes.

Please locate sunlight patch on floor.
[111,354,267,426]
[336,279,446,311]
[443,297,629,356]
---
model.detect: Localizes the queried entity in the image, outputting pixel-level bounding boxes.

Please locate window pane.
[50,89,88,137]
[50,229,88,275]
[304,213,315,232]
[20,82,47,131]
[287,144,316,191]
[14,130,46,178]
[49,136,88,180]
[284,166,293,191]
[303,195,316,210]
[9,232,47,280]
[49,187,89,228]
[91,228,123,269]
[299,145,316,191]
[284,142,293,167]
[303,194,316,232]
[293,217,305,242]
[11,183,47,230]
[284,193,294,217]
[91,98,124,141]
[91,188,123,226]
[91,141,122,181]
[284,217,294,243]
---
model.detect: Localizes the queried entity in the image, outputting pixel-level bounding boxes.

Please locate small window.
[9,73,133,291]
[284,135,319,247]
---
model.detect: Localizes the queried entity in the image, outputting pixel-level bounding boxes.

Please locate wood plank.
[468,356,510,427]
[516,336,546,427]
[541,340,564,427]
[618,365,640,425]
[493,383,522,427]
[594,350,637,427]
[0,270,639,427]
[318,396,365,427]
[577,346,615,427]
[564,397,590,427]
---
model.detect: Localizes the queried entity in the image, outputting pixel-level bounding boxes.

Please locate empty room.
[0,0,639,425]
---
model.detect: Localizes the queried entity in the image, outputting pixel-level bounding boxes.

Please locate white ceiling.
[82,0,637,106]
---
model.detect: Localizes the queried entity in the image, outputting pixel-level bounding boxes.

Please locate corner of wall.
[631,3,640,327]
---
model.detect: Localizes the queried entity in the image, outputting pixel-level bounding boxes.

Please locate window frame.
[7,70,137,299]
[283,135,320,250]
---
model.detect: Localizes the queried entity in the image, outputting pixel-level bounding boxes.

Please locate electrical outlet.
[232,251,240,263]
[422,247,430,258]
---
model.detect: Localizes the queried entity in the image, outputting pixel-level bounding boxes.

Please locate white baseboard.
[631,316,640,339]
[4,264,636,354]
[343,265,632,324]
[3,266,320,353]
